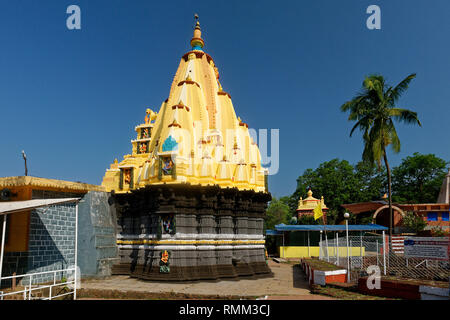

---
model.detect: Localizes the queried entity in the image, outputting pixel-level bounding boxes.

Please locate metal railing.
[319,235,450,283]
[0,267,76,300]
[319,235,387,281]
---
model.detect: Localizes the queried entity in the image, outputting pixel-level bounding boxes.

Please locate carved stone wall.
[111,184,272,281]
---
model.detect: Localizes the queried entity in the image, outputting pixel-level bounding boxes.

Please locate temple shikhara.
[102,18,267,193]
[101,16,272,280]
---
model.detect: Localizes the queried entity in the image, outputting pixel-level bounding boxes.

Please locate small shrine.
[296,189,328,222]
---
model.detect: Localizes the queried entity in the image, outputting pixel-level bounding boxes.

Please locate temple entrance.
[374,207,404,231]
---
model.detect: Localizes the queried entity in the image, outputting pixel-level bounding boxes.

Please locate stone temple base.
[111,184,273,281]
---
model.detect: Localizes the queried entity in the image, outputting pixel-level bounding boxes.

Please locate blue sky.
[0,1,449,198]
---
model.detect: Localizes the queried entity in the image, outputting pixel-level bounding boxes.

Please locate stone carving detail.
[112,184,272,280]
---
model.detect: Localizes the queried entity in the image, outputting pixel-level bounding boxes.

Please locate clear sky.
[0,1,449,198]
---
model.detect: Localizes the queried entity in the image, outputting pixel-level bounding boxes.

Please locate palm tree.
[340,73,421,244]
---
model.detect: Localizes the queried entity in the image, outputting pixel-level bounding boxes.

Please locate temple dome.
[102,16,267,193]
[296,189,329,219]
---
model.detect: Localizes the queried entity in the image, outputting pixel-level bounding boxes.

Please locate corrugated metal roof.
[274,223,388,232]
[0,198,80,215]
[265,229,282,236]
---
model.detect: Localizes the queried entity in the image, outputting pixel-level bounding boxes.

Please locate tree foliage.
[297,214,319,225]
[264,197,291,230]
[340,74,421,167]
[402,211,427,233]
[392,152,448,203]
[287,159,386,224]
[340,73,421,238]
[276,153,447,226]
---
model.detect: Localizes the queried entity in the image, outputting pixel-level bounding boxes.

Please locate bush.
[430,226,449,237]
[402,211,427,234]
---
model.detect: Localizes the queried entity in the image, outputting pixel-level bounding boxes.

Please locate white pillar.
[335,232,338,265]
[0,214,7,289]
[360,231,363,267]
[345,220,350,282]
[74,202,78,300]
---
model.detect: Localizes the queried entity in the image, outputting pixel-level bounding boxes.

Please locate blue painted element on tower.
[162,135,178,152]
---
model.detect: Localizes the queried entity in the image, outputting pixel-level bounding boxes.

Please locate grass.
[77,288,256,300]
[310,284,398,300]
[301,258,343,271]
[377,276,449,289]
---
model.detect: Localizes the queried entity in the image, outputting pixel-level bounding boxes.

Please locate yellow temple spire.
[190,14,205,50]
[102,16,267,194]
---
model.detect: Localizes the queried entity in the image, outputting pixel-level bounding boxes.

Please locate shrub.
[402,211,427,234]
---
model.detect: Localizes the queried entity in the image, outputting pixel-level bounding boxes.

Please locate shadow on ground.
[292,264,309,289]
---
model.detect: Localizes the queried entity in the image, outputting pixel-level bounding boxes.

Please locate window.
[427,212,438,221]
[441,212,449,222]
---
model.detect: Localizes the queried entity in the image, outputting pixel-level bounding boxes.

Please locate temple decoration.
[162,136,178,152]
[296,189,329,222]
[106,16,272,281]
[160,250,171,273]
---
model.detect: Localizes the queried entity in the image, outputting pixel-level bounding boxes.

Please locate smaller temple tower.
[296,189,328,222]
[437,168,450,204]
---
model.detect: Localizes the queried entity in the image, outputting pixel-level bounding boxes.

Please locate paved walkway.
[80,261,335,300]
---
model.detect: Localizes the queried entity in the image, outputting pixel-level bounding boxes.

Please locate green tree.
[392,152,448,203]
[290,159,362,224]
[340,73,421,241]
[354,161,387,202]
[264,197,291,230]
[297,214,319,225]
[286,159,387,225]
[402,211,427,234]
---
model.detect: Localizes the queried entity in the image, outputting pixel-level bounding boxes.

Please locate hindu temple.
[296,189,328,223]
[101,16,272,280]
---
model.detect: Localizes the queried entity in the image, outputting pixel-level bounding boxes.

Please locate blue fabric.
[441,212,449,222]
[427,212,438,221]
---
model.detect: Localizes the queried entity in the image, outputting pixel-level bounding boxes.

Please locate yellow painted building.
[102,17,267,194]
[278,246,365,259]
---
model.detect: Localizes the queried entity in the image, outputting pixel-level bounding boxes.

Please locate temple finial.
[190,14,204,50]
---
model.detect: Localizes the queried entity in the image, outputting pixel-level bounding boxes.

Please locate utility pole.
[22,150,28,176]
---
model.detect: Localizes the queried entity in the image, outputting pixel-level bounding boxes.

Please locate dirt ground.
[79,260,335,300]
